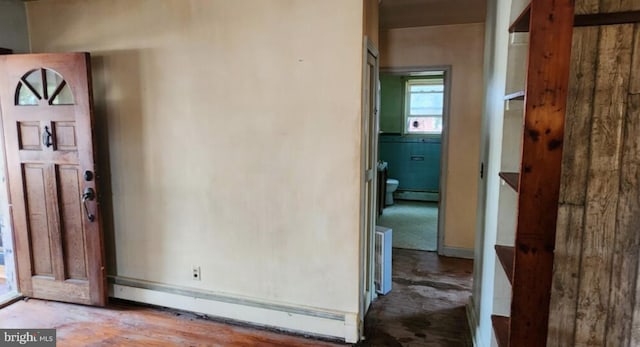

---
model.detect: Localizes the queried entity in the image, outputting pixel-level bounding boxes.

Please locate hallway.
[361,249,473,346]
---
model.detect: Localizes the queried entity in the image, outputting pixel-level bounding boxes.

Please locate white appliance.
[374,226,392,295]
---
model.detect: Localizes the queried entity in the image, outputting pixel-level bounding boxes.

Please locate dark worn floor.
[360,248,474,347]
[0,249,473,346]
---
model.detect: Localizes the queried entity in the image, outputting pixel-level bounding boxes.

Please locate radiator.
[374,226,392,295]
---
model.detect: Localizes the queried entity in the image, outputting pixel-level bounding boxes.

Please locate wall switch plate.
[192,266,201,281]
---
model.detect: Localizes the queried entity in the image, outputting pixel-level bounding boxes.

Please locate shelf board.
[499,172,519,192]
[495,245,514,284]
[504,91,525,101]
[510,6,640,33]
[492,315,510,347]
[575,10,640,27]
[509,4,531,32]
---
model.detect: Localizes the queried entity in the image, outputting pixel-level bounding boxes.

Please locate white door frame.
[377,65,452,256]
[358,37,379,337]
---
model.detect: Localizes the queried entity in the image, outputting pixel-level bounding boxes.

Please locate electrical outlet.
[192,266,201,281]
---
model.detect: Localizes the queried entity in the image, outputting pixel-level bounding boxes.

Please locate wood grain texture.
[57,165,87,280]
[574,0,599,15]
[547,27,598,347]
[605,90,640,346]
[0,53,106,306]
[603,16,640,347]
[547,205,585,347]
[559,27,599,206]
[631,41,640,347]
[0,299,340,347]
[630,24,640,94]
[601,0,640,12]
[509,0,575,345]
[574,24,633,346]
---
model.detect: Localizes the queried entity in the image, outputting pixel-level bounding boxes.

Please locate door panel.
[0,53,105,306]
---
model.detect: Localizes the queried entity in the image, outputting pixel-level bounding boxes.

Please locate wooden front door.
[0,53,106,306]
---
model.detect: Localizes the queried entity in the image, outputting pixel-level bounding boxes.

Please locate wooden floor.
[0,250,473,346]
[0,299,342,347]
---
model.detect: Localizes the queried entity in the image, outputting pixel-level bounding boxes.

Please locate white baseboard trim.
[466,297,482,347]
[440,246,474,259]
[109,276,359,343]
[394,190,439,202]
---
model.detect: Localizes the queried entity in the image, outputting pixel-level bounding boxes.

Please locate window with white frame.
[405,77,445,135]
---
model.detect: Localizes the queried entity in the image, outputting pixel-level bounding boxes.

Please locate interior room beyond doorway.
[377,69,448,252]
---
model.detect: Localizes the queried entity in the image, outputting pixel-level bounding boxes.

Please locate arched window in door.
[15,68,75,106]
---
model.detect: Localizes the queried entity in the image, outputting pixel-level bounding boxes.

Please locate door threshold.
[0,292,22,309]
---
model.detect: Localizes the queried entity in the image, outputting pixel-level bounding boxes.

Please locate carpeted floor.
[378,200,438,251]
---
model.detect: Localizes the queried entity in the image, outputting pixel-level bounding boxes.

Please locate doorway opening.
[362,66,475,345]
[0,221,18,303]
[376,67,451,254]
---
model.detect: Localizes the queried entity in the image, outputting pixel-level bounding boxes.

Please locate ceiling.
[379,0,487,30]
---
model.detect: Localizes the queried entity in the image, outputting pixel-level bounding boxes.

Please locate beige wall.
[0,0,29,53]
[27,0,364,315]
[380,23,485,251]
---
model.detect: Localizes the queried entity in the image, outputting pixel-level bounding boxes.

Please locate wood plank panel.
[23,164,53,276]
[31,277,90,304]
[17,121,43,151]
[57,165,87,280]
[53,121,77,151]
[574,23,633,346]
[631,24,640,94]
[558,27,599,206]
[547,205,585,347]
[630,33,640,347]
[574,0,599,15]
[602,0,640,12]
[546,26,598,347]
[605,91,640,346]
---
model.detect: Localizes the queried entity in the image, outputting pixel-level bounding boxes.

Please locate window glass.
[405,77,445,134]
[15,68,74,106]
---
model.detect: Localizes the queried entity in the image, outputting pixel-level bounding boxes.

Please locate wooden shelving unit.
[492,0,576,346]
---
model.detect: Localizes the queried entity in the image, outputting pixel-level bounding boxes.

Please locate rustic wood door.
[0,53,106,306]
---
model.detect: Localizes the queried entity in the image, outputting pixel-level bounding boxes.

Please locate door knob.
[82,187,96,222]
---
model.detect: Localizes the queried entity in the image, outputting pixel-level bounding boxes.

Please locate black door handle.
[42,126,53,148]
[82,187,96,222]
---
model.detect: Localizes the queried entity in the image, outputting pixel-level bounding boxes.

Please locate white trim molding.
[440,246,474,259]
[109,276,359,343]
[466,297,483,347]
